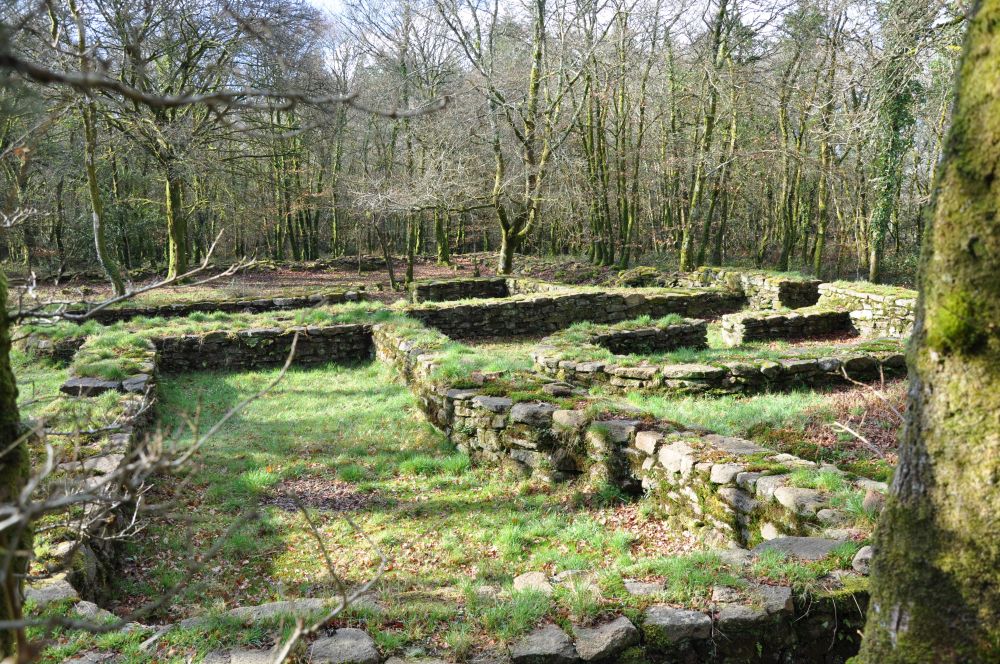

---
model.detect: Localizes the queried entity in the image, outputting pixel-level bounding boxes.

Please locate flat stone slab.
[205,650,280,664]
[573,616,638,661]
[623,579,664,597]
[513,571,554,595]
[752,536,842,561]
[310,628,380,664]
[74,600,115,623]
[511,624,579,663]
[642,605,711,642]
[773,486,826,515]
[25,577,78,607]
[60,377,121,396]
[472,396,513,413]
[702,434,764,456]
[511,402,558,425]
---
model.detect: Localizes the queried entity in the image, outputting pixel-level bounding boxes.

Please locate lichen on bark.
[858,1,1000,660]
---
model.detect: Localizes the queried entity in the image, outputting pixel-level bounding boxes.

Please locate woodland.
[1,0,998,663]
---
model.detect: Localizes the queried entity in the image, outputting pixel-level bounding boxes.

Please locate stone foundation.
[66,288,363,324]
[680,268,821,310]
[719,306,853,346]
[406,287,744,339]
[408,277,509,302]
[533,341,906,395]
[155,324,372,372]
[817,282,916,337]
[591,320,708,355]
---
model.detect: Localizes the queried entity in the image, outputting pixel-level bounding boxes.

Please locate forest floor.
[5,253,627,308]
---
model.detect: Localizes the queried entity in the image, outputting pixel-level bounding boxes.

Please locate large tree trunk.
[0,269,29,658]
[859,2,1000,659]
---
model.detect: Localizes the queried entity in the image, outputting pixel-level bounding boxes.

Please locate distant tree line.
[1,0,968,283]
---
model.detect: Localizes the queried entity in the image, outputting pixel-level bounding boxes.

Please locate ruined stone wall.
[155,324,372,372]
[405,288,744,339]
[408,277,509,303]
[591,320,708,355]
[533,343,906,395]
[719,306,853,346]
[371,322,882,549]
[680,268,821,310]
[70,288,363,324]
[817,282,916,337]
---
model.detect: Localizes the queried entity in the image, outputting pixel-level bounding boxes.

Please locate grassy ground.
[107,362,729,658]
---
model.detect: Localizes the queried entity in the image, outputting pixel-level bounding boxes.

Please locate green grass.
[787,468,848,493]
[22,301,400,345]
[93,361,698,659]
[620,390,828,436]
[11,348,69,420]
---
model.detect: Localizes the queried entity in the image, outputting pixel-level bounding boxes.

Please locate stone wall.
[591,320,708,355]
[533,341,906,395]
[69,288,363,324]
[817,282,916,337]
[372,322,883,548]
[408,277,509,303]
[628,429,887,546]
[405,288,744,339]
[50,345,159,603]
[719,306,853,346]
[681,268,821,310]
[155,324,372,372]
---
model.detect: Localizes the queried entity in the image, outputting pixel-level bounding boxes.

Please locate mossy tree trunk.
[0,269,28,658]
[859,2,1000,660]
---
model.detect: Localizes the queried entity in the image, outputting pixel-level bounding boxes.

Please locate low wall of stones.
[591,320,708,355]
[154,324,372,372]
[680,268,821,310]
[719,306,853,346]
[408,277,509,302]
[533,343,906,395]
[405,288,744,339]
[817,282,916,337]
[372,322,881,547]
[66,288,363,324]
[48,345,159,603]
[630,429,886,546]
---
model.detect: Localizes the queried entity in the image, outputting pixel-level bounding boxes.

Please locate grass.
[11,348,69,420]
[22,301,401,345]
[620,390,828,436]
[90,361,701,660]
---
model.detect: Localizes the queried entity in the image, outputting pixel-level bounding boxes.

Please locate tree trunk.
[165,169,188,280]
[499,226,517,274]
[859,3,1000,659]
[81,102,125,296]
[0,268,29,658]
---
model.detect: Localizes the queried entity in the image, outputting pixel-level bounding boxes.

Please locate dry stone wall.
[817,282,916,337]
[405,287,744,339]
[48,345,159,603]
[680,268,821,310]
[533,341,906,395]
[719,306,853,346]
[371,322,886,549]
[67,288,363,324]
[591,320,707,355]
[629,429,887,547]
[408,277,509,302]
[154,324,372,372]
